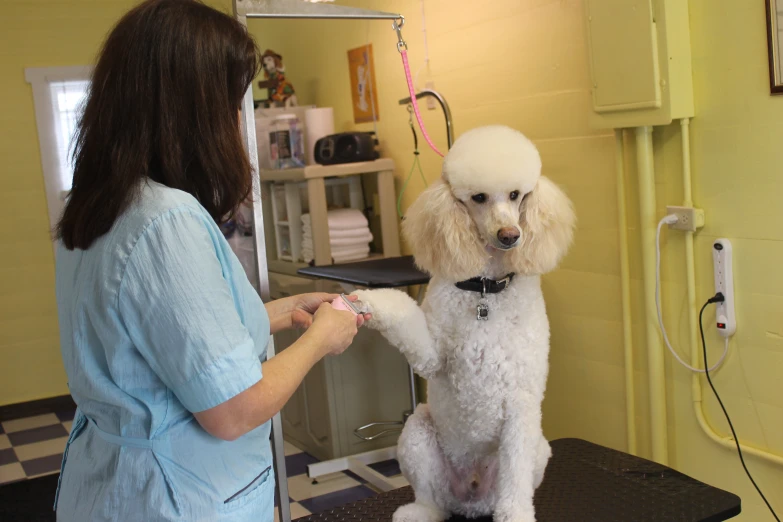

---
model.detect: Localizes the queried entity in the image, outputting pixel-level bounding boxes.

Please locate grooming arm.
[352,289,441,378]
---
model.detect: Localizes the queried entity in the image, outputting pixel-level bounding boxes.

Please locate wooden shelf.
[260,158,394,182]
[262,158,399,268]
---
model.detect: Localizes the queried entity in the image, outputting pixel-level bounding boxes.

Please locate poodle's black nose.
[497,228,520,246]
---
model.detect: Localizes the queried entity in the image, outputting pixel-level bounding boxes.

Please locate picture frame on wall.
[765,0,783,94]
[347,44,380,123]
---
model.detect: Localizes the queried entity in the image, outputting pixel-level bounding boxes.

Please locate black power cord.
[699,294,780,521]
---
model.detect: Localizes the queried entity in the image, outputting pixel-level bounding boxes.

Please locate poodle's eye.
[471,194,487,204]
[510,191,520,201]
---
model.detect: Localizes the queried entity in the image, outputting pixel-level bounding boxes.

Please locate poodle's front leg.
[493,397,543,522]
[352,289,441,379]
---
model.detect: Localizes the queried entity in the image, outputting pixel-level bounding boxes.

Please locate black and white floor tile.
[0,409,406,520]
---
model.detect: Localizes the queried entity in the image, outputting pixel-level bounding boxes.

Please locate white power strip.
[656,216,728,372]
[713,239,736,337]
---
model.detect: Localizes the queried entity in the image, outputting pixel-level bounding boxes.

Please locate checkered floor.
[0,410,75,483]
[0,410,407,520]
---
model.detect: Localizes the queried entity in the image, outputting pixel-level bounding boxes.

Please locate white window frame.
[25,65,92,246]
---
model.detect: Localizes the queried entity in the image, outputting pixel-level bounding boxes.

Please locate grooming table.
[298,256,430,492]
[294,438,741,522]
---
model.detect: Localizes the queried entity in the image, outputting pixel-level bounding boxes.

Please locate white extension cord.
[656,215,728,372]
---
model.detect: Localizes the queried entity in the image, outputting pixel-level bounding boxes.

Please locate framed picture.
[765,0,783,94]
[347,44,379,123]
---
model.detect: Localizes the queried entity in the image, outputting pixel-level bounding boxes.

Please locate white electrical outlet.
[712,239,736,337]
[425,81,436,110]
[666,206,705,231]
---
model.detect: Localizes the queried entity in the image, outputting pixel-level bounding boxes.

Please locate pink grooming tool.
[331,294,360,316]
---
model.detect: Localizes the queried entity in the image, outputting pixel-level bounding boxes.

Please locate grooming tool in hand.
[331,294,361,315]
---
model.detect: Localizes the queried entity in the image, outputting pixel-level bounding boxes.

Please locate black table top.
[297,255,430,288]
[0,438,741,522]
[294,438,741,522]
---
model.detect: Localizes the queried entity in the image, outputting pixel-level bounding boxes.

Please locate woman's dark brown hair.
[57,0,260,250]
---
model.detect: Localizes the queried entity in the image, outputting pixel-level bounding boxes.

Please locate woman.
[53,1,368,520]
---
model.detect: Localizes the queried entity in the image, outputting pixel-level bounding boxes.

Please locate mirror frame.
[766,0,783,94]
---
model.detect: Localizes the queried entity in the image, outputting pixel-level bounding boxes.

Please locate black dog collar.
[455,274,515,295]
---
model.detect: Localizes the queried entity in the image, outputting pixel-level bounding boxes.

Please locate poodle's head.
[403,125,575,282]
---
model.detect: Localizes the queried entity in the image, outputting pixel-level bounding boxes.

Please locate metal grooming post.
[232,2,404,521]
[398,89,454,148]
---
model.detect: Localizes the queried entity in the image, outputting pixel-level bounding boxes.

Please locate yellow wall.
[662,0,783,517]
[1,0,780,517]
[0,0,230,406]
[250,1,782,518]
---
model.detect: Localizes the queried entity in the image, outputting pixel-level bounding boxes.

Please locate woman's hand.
[291,293,371,329]
[266,293,370,334]
[305,302,364,357]
[290,292,335,329]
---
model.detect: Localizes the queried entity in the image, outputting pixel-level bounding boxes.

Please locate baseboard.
[0,395,76,423]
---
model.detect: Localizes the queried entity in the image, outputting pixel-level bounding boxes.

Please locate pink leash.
[395,19,445,158]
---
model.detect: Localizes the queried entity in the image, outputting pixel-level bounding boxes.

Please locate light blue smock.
[54,180,274,521]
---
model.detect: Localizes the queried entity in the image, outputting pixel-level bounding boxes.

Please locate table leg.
[308,446,406,493]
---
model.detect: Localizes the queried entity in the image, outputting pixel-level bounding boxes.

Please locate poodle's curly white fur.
[353,126,575,522]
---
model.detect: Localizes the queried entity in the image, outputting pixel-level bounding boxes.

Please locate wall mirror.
[766,0,783,93]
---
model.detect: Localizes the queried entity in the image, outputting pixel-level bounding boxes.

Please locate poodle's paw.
[494,515,535,522]
[349,289,376,316]
[393,502,446,522]
[494,506,536,522]
[351,289,419,330]
[533,438,551,489]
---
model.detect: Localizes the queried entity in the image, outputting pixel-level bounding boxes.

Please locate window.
[25,66,91,250]
[50,80,90,193]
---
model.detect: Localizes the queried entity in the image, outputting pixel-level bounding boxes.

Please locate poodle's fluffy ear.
[505,176,575,275]
[402,180,488,281]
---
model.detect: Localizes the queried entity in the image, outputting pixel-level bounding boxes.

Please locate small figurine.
[258,49,298,108]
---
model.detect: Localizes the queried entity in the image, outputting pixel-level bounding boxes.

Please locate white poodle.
[353,126,575,522]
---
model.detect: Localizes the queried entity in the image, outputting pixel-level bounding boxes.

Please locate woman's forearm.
[193,329,322,440]
[242,332,321,430]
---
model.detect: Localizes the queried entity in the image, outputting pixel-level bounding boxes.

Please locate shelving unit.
[260,158,399,267]
[269,177,363,263]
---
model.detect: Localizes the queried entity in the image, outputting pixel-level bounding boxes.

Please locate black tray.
[298,255,430,289]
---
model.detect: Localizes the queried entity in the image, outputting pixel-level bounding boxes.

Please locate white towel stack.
[301,209,373,263]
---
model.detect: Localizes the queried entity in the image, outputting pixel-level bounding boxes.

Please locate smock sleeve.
[118,207,262,413]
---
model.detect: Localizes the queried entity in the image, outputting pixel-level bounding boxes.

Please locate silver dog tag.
[477,300,489,321]
[477,280,489,320]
